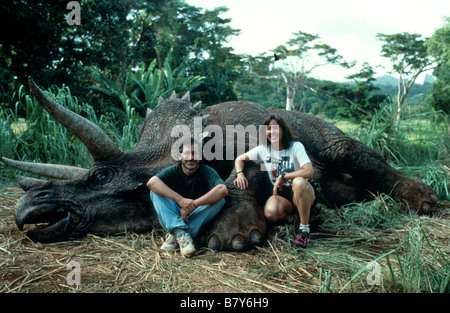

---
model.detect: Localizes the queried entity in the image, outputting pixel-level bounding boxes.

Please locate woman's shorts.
[276,179,317,203]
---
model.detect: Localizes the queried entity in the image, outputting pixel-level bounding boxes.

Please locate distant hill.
[374,74,435,86]
[375,75,399,87]
[373,74,433,97]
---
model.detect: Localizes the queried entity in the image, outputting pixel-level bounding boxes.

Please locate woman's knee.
[264,196,292,222]
[264,206,279,222]
[292,178,315,202]
[292,177,308,193]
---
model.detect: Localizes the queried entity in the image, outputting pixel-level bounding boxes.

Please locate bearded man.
[147,137,228,257]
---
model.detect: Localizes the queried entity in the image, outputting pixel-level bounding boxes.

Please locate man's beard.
[182,160,200,171]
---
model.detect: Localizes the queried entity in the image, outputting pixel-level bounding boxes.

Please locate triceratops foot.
[199,193,267,251]
[207,228,264,251]
[392,176,439,215]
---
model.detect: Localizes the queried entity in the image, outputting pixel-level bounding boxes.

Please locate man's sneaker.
[161,233,178,251]
[176,232,197,257]
[295,229,310,248]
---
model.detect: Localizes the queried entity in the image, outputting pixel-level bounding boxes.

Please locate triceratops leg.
[198,164,268,251]
[325,137,438,213]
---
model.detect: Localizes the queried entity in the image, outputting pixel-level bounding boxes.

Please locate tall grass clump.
[0,107,17,181]
[353,99,449,201]
[0,84,140,182]
[330,195,448,292]
[340,194,407,229]
[264,192,448,293]
[385,220,449,292]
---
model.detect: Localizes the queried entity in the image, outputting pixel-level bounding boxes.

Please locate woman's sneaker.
[161,233,178,251]
[176,232,197,257]
[295,229,310,248]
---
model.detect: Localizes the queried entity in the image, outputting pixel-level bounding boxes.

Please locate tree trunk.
[286,86,294,111]
[298,86,306,112]
[396,70,424,126]
[395,74,404,123]
[282,73,295,111]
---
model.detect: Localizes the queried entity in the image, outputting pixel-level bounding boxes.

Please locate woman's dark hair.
[262,115,299,149]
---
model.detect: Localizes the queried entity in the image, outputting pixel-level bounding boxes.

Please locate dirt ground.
[1,185,449,293]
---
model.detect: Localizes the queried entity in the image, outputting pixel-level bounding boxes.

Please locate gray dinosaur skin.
[4,78,438,250]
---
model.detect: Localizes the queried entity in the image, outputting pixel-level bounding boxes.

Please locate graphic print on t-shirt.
[246,141,311,187]
[266,154,295,186]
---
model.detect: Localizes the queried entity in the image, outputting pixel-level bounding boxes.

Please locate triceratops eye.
[90,168,114,185]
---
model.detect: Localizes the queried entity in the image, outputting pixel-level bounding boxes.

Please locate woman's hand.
[273,175,285,196]
[233,172,248,189]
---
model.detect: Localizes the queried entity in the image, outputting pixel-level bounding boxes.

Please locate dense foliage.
[0,2,448,294]
[0,2,448,196]
[1,1,447,120]
[0,0,241,114]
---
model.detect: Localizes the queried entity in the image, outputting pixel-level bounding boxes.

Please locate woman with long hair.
[233,115,316,248]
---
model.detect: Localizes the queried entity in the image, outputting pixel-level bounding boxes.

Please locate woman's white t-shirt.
[246,142,311,186]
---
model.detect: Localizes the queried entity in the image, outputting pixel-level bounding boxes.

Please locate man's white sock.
[172,228,187,237]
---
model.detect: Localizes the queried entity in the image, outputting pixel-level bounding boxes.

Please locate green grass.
[331,100,449,201]
[0,84,448,293]
[266,194,449,293]
[0,84,141,183]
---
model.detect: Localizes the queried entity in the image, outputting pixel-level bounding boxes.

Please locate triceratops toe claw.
[249,229,262,245]
[207,235,221,250]
[231,234,246,251]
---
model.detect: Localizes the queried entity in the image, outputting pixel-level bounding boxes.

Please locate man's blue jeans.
[150,191,225,238]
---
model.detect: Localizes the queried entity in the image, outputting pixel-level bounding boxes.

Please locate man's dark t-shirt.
[155,164,225,199]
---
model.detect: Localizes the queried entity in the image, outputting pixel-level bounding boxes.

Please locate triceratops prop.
[2,77,438,251]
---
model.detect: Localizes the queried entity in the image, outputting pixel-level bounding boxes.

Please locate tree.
[0,0,148,101]
[377,32,435,122]
[0,1,73,91]
[272,31,352,111]
[316,62,388,121]
[426,17,450,114]
[185,6,242,104]
[0,1,242,114]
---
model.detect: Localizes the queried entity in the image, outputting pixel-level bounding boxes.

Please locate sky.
[185,0,449,82]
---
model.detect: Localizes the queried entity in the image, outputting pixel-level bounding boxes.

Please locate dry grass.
[1,185,449,293]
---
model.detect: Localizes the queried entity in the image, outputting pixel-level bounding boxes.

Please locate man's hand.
[177,198,198,222]
[180,208,190,223]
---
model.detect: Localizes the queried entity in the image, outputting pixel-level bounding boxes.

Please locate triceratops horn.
[16,175,46,191]
[2,157,88,180]
[28,77,123,161]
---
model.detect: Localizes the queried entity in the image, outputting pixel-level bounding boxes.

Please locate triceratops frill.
[2,77,439,250]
